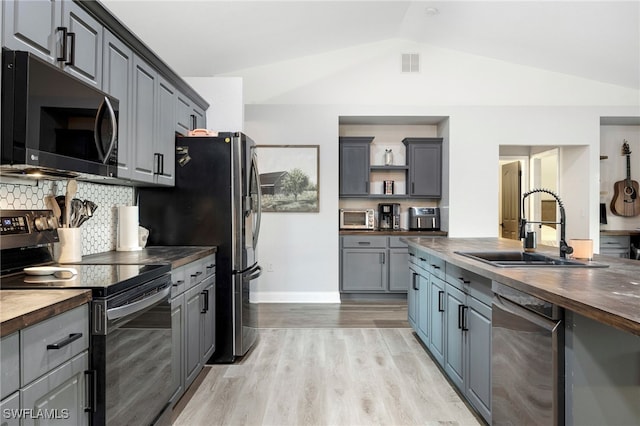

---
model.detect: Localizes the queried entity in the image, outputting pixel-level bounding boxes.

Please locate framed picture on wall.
[255,145,319,213]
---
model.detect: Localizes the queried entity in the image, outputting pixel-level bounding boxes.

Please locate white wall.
[184,77,243,132]
[210,39,640,302]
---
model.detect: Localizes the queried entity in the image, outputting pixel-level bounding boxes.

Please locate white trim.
[251,291,341,303]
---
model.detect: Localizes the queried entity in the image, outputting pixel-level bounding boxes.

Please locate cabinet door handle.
[365,180,369,193]
[84,370,97,412]
[66,32,76,66]
[47,332,82,350]
[438,290,444,312]
[412,182,415,193]
[412,273,419,290]
[461,305,469,331]
[457,304,464,329]
[201,289,209,313]
[380,253,385,264]
[56,27,68,62]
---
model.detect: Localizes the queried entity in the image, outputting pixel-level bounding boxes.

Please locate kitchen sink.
[455,251,609,268]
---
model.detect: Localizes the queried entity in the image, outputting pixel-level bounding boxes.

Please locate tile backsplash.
[0,179,134,255]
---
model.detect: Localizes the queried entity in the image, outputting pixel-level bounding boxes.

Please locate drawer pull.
[358,241,371,245]
[458,277,471,284]
[191,271,203,278]
[419,257,426,262]
[47,333,82,350]
[431,264,440,270]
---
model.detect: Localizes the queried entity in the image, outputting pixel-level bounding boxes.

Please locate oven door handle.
[107,286,170,321]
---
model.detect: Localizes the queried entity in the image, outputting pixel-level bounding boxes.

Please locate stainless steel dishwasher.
[491,281,564,426]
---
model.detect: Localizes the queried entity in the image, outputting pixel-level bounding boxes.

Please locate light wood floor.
[172,302,482,426]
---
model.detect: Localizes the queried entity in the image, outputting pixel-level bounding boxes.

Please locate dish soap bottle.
[384,149,393,166]
[523,223,537,252]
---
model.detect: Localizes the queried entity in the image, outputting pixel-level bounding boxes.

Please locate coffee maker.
[378,203,400,230]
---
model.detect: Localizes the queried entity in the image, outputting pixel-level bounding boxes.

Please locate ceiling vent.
[401,53,420,73]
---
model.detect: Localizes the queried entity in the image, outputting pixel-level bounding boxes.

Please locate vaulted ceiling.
[101,1,640,89]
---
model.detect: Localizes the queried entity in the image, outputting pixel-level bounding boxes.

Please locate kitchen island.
[403,236,640,426]
[403,236,639,336]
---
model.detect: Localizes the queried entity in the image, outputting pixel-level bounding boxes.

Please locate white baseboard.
[251,291,341,303]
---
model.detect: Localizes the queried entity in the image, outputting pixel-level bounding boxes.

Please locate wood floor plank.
[174,302,482,426]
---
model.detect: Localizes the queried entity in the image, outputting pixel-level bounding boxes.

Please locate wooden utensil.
[45,195,62,227]
[65,179,77,227]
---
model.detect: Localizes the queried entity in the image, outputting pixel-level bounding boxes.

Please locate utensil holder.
[54,228,82,263]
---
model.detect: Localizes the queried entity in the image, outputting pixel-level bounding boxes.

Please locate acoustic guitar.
[610,141,640,217]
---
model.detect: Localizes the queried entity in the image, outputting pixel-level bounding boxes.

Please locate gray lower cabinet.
[599,234,630,258]
[3,0,102,88]
[0,305,90,426]
[169,254,216,406]
[407,247,491,424]
[0,392,20,426]
[102,30,133,179]
[169,293,185,406]
[340,235,409,293]
[428,275,446,366]
[21,352,89,426]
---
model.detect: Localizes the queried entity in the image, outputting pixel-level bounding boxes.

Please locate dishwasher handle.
[493,294,562,333]
[107,286,171,321]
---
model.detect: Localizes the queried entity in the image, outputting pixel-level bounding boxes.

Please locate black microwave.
[1,49,118,179]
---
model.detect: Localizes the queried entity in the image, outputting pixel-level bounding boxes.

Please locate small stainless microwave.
[339,208,375,230]
[1,49,118,179]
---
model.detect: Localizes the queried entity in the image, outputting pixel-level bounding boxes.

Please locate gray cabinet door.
[0,392,20,426]
[102,31,133,179]
[61,1,102,87]
[20,352,89,426]
[169,294,185,406]
[1,333,19,400]
[131,55,156,183]
[339,137,371,196]
[155,76,176,186]
[465,296,492,423]
[341,249,386,291]
[192,105,206,130]
[429,275,446,367]
[184,283,203,388]
[407,267,419,330]
[388,248,409,291]
[200,276,216,363]
[417,272,430,343]
[445,283,465,391]
[2,0,62,64]
[404,138,442,198]
[175,93,192,136]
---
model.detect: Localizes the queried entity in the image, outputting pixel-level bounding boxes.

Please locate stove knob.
[34,216,54,231]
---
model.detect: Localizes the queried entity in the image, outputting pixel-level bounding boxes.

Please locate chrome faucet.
[519,188,574,258]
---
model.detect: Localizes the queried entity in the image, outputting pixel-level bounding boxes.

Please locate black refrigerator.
[138,132,262,363]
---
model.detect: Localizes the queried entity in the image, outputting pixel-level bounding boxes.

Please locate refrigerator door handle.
[251,151,262,250]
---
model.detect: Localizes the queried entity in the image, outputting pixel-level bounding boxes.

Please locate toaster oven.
[339,209,375,230]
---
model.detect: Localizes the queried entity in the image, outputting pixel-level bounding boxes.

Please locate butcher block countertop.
[402,237,640,337]
[80,246,217,269]
[1,290,91,337]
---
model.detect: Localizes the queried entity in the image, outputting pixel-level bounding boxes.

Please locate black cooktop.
[0,263,170,297]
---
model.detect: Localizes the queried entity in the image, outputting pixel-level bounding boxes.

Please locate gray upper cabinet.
[3,0,102,87]
[3,0,62,62]
[403,138,442,198]
[339,137,372,196]
[156,76,176,186]
[102,31,133,179]
[131,55,157,184]
[176,93,192,136]
[60,0,102,87]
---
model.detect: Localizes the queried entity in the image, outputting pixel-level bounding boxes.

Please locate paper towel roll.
[117,206,142,251]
